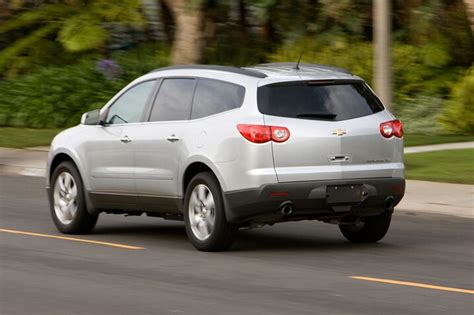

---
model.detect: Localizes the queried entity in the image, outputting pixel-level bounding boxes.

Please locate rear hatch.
[258,80,403,182]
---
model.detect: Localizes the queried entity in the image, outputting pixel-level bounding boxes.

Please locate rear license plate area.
[326,185,364,204]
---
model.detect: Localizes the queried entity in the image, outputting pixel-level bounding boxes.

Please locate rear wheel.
[339,212,392,243]
[183,172,236,251]
[49,161,98,234]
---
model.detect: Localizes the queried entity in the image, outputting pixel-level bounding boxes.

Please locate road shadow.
[91,220,401,253]
[232,229,401,252]
[92,222,186,238]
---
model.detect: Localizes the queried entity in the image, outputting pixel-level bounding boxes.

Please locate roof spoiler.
[254,62,352,75]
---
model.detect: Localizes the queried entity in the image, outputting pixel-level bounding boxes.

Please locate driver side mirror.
[81,109,104,126]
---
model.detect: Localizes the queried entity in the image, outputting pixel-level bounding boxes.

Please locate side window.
[191,79,245,119]
[149,78,196,121]
[106,81,156,124]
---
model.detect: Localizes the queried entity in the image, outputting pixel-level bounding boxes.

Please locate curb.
[397,204,473,219]
[0,165,46,177]
[24,146,50,152]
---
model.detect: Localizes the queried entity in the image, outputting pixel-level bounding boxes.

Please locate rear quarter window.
[191,78,245,119]
[257,81,384,121]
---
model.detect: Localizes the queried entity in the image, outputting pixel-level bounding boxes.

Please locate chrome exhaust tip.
[280,202,294,215]
[384,197,395,211]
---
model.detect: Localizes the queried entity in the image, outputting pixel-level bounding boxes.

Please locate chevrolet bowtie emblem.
[332,129,347,136]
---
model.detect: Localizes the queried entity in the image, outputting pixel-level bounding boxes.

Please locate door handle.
[167,135,180,143]
[120,135,132,143]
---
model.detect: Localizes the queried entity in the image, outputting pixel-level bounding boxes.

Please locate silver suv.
[47,63,405,251]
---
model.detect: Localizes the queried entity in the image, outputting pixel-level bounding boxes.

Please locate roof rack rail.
[255,62,351,75]
[149,65,267,78]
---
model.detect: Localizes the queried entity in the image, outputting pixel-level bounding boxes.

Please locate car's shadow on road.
[233,230,400,252]
[93,222,187,238]
[91,220,401,253]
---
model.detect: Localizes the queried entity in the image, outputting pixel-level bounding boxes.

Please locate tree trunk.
[373,0,392,108]
[163,0,203,64]
[464,0,474,33]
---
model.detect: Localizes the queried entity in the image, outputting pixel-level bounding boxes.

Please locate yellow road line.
[0,228,145,250]
[350,276,474,295]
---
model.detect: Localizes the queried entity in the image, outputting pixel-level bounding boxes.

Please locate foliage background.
[0,0,472,133]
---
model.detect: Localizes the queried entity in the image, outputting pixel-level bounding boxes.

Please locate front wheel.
[49,161,98,234]
[183,172,236,251]
[339,212,392,243]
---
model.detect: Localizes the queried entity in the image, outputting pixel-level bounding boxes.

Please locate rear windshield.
[257,81,384,121]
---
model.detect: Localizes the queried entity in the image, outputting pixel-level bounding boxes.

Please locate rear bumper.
[223,177,405,224]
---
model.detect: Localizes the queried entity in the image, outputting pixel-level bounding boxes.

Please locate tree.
[0,0,145,73]
[161,0,203,64]
[464,0,474,32]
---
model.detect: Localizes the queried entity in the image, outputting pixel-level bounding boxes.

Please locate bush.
[439,67,474,134]
[393,95,444,135]
[268,36,373,84]
[268,36,460,103]
[0,60,116,128]
[0,44,168,128]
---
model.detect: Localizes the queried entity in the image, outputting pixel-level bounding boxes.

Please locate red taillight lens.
[237,124,271,143]
[392,120,404,138]
[237,124,290,143]
[380,119,404,138]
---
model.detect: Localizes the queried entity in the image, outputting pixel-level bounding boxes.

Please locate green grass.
[404,134,474,147]
[0,127,61,148]
[405,149,474,184]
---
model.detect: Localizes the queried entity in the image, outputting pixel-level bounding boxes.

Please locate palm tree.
[0,0,146,71]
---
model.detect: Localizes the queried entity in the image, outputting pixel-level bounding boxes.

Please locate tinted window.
[106,81,155,124]
[257,82,384,121]
[191,79,245,119]
[149,78,196,121]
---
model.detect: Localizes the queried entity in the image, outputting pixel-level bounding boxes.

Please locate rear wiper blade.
[296,112,337,119]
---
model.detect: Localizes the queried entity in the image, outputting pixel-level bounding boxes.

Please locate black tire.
[183,172,236,251]
[339,212,392,243]
[49,161,98,234]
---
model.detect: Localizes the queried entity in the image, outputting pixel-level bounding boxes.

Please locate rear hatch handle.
[328,154,352,163]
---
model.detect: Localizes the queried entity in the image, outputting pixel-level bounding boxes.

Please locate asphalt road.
[1,175,473,314]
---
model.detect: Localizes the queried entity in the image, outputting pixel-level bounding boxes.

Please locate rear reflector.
[390,185,404,193]
[380,120,404,138]
[270,192,289,197]
[237,124,290,143]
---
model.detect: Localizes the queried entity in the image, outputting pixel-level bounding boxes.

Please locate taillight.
[380,119,404,138]
[236,124,271,143]
[237,124,290,143]
[271,126,290,142]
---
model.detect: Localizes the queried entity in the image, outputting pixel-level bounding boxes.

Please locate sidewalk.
[1,146,472,218]
[404,141,474,154]
[397,180,473,218]
[0,147,48,177]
